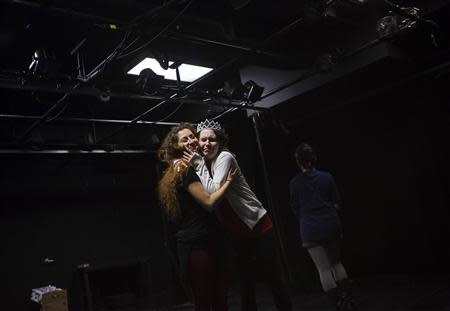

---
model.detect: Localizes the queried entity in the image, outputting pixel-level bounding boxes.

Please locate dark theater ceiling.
[1,0,449,151]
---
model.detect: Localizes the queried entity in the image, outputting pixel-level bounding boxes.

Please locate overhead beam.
[93,56,245,143]
[4,0,282,58]
[0,149,152,154]
[0,114,181,126]
[0,76,268,111]
[163,31,283,59]
[210,16,306,120]
[5,0,123,24]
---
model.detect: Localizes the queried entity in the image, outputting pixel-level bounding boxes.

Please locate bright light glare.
[127,58,213,82]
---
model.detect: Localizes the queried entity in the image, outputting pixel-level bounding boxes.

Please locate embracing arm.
[188,151,234,194]
[187,170,234,211]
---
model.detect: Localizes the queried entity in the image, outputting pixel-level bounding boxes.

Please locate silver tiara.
[196,119,222,133]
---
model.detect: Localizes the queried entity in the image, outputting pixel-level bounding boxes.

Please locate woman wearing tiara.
[181,119,292,311]
[158,122,236,311]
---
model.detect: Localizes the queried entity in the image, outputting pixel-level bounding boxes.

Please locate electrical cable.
[117,0,193,60]
[17,82,81,142]
[44,103,69,122]
[157,103,184,122]
[125,0,184,29]
[83,0,192,82]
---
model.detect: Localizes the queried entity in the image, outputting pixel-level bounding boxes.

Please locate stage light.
[98,93,111,103]
[377,15,399,37]
[136,68,164,90]
[127,57,213,82]
[217,78,264,103]
[377,6,422,38]
[217,75,243,98]
[242,80,264,103]
[29,48,58,75]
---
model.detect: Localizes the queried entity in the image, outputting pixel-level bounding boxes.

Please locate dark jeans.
[233,229,292,311]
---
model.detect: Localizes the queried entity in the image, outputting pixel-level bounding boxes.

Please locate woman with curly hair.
[158,122,235,311]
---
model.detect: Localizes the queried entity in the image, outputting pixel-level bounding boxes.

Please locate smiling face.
[199,129,220,160]
[177,128,199,153]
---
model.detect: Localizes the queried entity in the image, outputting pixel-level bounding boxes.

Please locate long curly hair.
[157,123,196,222]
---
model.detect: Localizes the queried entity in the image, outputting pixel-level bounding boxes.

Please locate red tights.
[188,246,228,311]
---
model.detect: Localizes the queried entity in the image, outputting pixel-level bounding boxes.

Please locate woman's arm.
[187,168,235,211]
[184,149,235,193]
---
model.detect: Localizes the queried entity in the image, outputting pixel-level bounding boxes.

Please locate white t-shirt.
[191,150,267,229]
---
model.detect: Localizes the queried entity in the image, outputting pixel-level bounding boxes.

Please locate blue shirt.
[289,169,342,243]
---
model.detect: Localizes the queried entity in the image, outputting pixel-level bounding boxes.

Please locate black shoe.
[337,279,357,311]
[326,287,344,311]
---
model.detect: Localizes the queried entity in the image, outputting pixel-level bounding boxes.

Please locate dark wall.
[0,109,256,310]
[0,153,174,310]
[1,73,447,306]
[259,71,449,288]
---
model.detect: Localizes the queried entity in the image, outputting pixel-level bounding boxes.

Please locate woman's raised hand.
[182,147,196,164]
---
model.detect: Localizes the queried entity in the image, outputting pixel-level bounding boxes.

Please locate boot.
[336,279,357,311]
[325,287,345,311]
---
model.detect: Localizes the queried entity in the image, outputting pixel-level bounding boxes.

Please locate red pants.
[188,243,228,311]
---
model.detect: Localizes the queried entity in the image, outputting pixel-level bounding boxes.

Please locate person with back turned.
[289,143,356,311]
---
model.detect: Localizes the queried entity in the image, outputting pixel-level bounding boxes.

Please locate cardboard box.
[41,289,68,311]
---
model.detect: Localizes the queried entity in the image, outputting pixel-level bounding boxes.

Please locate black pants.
[233,229,292,311]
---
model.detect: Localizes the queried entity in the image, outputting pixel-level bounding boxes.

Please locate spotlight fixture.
[98,93,111,103]
[242,80,264,103]
[217,78,264,103]
[377,15,399,37]
[217,75,243,98]
[136,68,164,90]
[377,6,421,38]
[29,48,58,75]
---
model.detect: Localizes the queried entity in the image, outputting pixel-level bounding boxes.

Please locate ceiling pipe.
[0,114,181,126]
[93,16,302,142]
[5,0,281,58]
[16,83,81,143]
[0,149,152,154]
[93,56,244,144]
[210,16,306,120]
[3,2,306,143]
[254,19,436,107]
[6,0,123,24]
[163,31,282,58]
[0,77,268,111]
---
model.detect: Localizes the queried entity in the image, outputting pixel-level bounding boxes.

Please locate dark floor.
[75,274,449,311]
[167,275,450,311]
